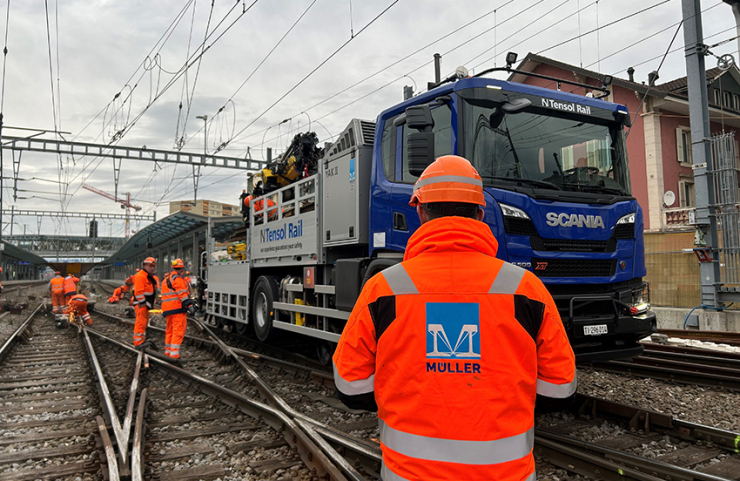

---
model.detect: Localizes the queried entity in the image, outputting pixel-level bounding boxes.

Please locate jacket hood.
[403,216,499,261]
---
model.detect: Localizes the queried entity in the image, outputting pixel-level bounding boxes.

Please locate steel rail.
[85,327,351,481]
[590,359,740,390]
[575,394,740,453]
[536,429,731,481]
[131,388,147,481]
[640,348,740,370]
[0,303,43,360]
[657,329,740,346]
[193,318,362,481]
[81,328,129,467]
[96,415,121,481]
[643,342,740,361]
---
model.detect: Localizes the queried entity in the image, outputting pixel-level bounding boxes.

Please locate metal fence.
[710,132,740,286]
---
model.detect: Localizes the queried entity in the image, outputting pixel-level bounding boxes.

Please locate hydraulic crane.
[81,183,142,238]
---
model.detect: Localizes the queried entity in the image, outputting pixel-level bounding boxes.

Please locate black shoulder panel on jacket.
[513,294,545,343]
[369,295,396,342]
[336,389,378,412]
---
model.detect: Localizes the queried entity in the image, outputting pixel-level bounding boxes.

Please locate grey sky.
[1,0,736,237]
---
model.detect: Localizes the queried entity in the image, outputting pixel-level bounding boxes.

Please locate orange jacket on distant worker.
[133,269,158,309]
[63,275,79,296]
[333,217,576,481]
[161,272,190,316]
[49,275,64,294]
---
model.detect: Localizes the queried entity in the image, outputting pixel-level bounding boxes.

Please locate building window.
[734,94,740,110]
[725,91,732,108]
[679,180,695,207]
[714,89,721,105]
[676,127,692,164]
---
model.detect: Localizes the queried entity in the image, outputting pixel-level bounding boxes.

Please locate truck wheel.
[252,276,278,342]
[235,322,249,335]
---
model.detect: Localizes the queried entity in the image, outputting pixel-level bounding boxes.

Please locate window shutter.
[676,128,684,163]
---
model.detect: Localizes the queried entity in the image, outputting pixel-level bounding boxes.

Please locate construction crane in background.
[81,183,142,238]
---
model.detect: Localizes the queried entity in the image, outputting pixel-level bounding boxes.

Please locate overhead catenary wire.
[226,0,401,147]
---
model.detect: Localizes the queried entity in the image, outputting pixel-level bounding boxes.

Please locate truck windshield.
[462,98,631,196]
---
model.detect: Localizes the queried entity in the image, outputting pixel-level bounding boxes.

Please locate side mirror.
[405,104,435,176]
[408,132,435,177]
[405,104,434,131]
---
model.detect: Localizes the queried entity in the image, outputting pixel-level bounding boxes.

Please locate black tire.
[316,341,335,366]
[235,322,249,335]
[252,276,278,342]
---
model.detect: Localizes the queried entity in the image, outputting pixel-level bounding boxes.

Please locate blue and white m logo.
[426,303,481,359]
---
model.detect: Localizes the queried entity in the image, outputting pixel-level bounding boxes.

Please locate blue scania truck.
[204,68,656,363]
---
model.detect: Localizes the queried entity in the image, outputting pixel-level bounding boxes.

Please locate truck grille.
[503,217,537,236]
[612,223,634,239]
[530,236,617,253]
[532,258,617,277]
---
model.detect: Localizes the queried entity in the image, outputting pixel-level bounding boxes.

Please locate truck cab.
[368,77,655,361]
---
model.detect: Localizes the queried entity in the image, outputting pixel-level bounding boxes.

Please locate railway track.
[591,343,740,391]
[0,305,117,480]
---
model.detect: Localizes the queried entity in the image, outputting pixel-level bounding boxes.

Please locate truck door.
[387,104,453,252]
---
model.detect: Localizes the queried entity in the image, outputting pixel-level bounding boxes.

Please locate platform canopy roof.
[1,241,50,266]
[101,211,243,265]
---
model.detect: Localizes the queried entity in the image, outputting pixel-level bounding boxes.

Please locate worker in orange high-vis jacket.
[108,285,126,304]
[161,258,194,364]
[125,273,136,306]
[67,293,92,325]
[48,271,65,314]
[133,258,159,349]
[63,274,80,305]
[333,155,576,481]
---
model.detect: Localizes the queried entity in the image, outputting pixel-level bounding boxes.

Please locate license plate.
[583,324,608,336]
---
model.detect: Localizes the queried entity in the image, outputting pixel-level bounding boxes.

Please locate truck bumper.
[570,310,657,363]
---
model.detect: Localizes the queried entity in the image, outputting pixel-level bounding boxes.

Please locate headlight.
[617,212,636,224]
[500,203,530,219]
[629,283,650,315]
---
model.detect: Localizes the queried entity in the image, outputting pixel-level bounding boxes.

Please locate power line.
[227,0,401,146]
[179,0,319,152]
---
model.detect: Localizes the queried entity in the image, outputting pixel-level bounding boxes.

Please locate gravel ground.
[0,284,49,343]
[578,365,740,432]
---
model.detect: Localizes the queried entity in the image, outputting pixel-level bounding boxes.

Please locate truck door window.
[381,117,396,181]
[400,105,452,183]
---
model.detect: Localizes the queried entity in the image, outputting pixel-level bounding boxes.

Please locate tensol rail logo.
[259,220,303,243]
[426,303,481,374]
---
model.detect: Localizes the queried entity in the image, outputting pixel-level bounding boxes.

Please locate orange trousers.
[133,306,149,346]
[165,313,187,359]
[68,300,92,325]
[51,292,65,313]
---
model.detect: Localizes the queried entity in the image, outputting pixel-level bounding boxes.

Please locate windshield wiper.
[483,176,562,191]
[560,182,626,195]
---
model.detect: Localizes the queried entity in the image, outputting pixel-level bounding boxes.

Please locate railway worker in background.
[63,273,80,305]
[108,285,126,304]
[67,293,92,326]
[0,267,3,293]
[161,258,194,364]
[133,257,159,349]
[332,155,577,481]
[48,271,65,314]
[125,271,137,306]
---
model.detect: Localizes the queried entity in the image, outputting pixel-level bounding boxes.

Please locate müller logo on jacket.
[426,303,482,374]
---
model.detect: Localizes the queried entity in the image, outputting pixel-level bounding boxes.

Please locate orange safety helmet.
[408,155,485,207]
[243,195,252,208]
[55,271,61,275]
[171,258,184,269]
[143,257,157,266]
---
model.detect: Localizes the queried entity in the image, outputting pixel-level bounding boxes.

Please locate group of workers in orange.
[132,257,194,365]
[48,271,92,325]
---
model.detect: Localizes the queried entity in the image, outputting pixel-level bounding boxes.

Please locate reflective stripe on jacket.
[161,271,190,317]
[49,276,64,292]
[63,276,79,295]
[332,217,576,481]
[133,269,158,308]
